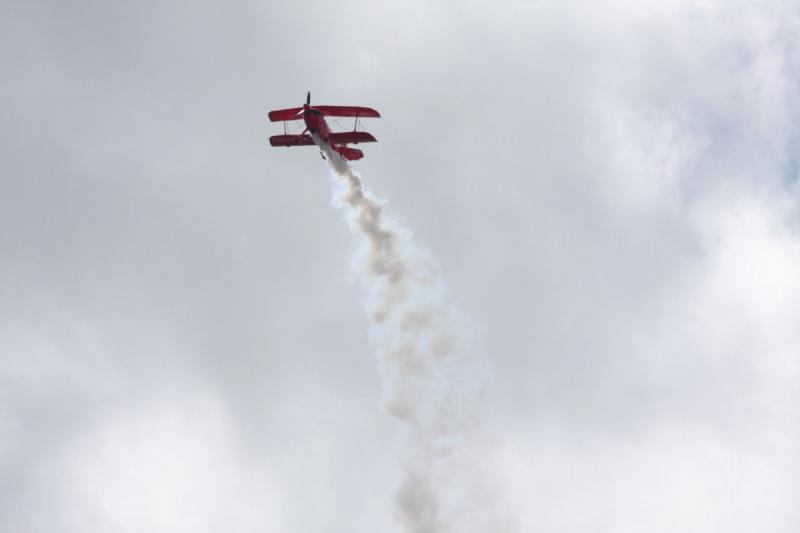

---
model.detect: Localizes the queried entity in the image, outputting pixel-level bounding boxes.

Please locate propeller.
[286,92,310,120]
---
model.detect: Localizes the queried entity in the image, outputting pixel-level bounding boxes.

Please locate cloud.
[1,0,799,532]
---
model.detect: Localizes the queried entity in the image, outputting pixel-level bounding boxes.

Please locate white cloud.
[37,392,283,533]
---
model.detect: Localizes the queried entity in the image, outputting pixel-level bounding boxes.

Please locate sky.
[2,0,800,532]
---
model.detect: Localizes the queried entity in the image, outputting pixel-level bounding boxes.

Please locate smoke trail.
[316,138,489,533]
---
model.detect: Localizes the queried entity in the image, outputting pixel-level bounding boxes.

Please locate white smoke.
[316,138,498,533]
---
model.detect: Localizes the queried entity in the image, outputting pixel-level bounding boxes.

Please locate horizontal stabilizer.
[315,106,381,119]
[268,107,304,122]
[334,146,364,161]
[269,134,315,147]
[327,132,377,145]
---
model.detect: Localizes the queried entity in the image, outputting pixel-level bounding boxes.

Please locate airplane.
[268,92,380,161]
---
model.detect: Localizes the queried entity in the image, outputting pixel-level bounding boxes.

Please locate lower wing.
[327,132,377,145]
[269,134,315,147]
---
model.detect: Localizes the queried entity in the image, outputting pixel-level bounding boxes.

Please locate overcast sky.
[2,1,800,532]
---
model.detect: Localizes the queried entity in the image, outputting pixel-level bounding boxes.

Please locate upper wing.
[268,107,304,122]
[315,106,381,118]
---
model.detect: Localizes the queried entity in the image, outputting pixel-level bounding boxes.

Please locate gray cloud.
[2,1,799,532]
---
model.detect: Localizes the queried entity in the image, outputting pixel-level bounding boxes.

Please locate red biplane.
[268,92,380,161]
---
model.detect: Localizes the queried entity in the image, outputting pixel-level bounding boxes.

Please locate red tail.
[333,146,364,161]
